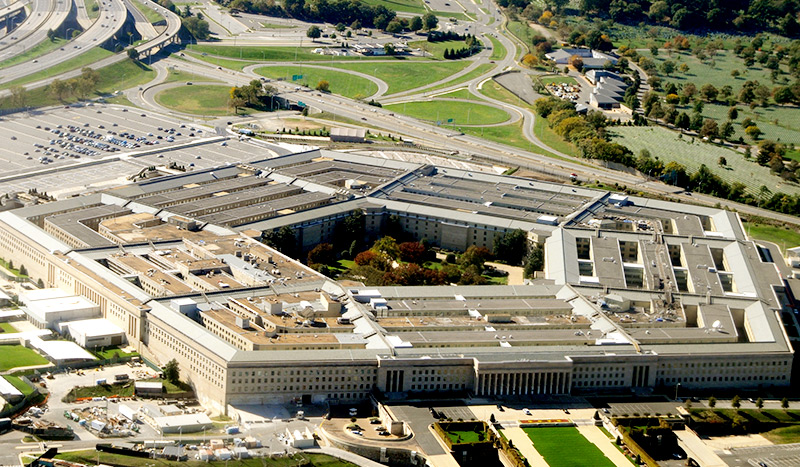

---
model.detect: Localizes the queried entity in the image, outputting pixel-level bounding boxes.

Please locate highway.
[0,0,71,63]
[0,0,179,93]
[0,0,125,84]
[123,0,157,40]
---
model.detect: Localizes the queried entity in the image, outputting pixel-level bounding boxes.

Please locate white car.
[523,408,531,415]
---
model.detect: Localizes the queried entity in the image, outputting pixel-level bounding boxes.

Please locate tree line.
[215,0,399,30]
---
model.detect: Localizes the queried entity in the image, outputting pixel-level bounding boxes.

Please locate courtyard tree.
[164,358,180,383]
[708,396,717,408]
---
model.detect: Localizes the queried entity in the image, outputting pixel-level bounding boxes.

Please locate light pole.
[675,382,681,400]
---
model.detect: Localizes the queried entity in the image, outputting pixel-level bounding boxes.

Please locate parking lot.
[0,105,279,196]
[718,443,800,467]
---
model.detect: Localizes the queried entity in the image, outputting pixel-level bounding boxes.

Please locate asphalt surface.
[0,0,70,63]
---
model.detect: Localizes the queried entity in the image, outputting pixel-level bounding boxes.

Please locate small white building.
[24,294,100,330]
[62,318,126,348]
[286,427,315,448]
[153,413,213,433]
[28,337,96,365]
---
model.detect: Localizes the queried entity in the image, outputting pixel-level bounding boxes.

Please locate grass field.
[0,345,50,371]
[540,75,578,86]
[130,0,165,24]
[0,38,68,70]
[183,52,250,71]
[478,79,577,157]
[4,375,35,395]
[506,20,534,54]
[155,85,239,116]
[445,429,484,444]
[260,22,298,29]
[0,322,17,333]
[744,222,800,251]
[638,50,789,93]
[523,427,615,467]
[85,0,100,20]
[698,103,800,145]
[434,88,473,99]
[94,346,139,360]
[255,65,378,99]
[328,61,471,95]
[610,126,800,196]
[358,0,426,14]
[487,34,506,61]
[763,425,800,444]
[55,451,356,467]
[410,40,470,59]
[385,99,510,125]
[186,44,409,62]
[461,122,559,158]
[163,68,218,84]
[423,63,494,93]
[1,47,113,89]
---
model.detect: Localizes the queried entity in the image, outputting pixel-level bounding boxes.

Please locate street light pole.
[675,382,681,400]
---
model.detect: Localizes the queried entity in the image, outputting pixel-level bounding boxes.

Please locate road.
[123,0,158,41]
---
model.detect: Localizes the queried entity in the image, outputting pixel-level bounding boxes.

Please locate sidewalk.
[502,427,549,467]
[575,425,633,467]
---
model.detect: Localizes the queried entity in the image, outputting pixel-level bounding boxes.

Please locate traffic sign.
[447,118,454,123]
[292,74,304,81]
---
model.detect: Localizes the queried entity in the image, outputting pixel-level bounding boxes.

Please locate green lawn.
[610,126,800,196]
[697,103,800,145]
[186,44,409,62]
[487,34,506,61]
[506,20,534,54]
[55,451,355,467]
[423,63,495,94]
[94,346,139,360]
[461,122,559,158]
[384,99,510,125]
[523,427,616,467]
[163,68,218,84]
[4,375,35,396]
[0,38,68,70]
[745,222,800,251]
[409,40,470,60]
[155,85,240,116]
[256,65,378,99]
[328,61,471,95]
[638,50,790,94]
[260,22,298,29]
[0,59,156,110]
[0,322,18,333]
[358,0,426,14]
[85,0,100,20]
[540,75,578,86]
[0,345,50,371]
[445,429,484,443]
[435,88,473,99]
[763,425,800,444]
[183,51,250,71]
[131,0,165,24]
[68,383,133,399]
[1,47,113,89]
[0,258,27,277]
[478,80,576,157]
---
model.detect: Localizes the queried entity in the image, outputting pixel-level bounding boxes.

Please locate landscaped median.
[384,99,511,126]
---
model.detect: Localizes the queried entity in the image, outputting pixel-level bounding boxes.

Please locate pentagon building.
[0,150,795,414]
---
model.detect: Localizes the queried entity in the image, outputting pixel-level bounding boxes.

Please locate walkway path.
[502,427,549,467]
[575,425,634,467]
[305,447,387,467]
